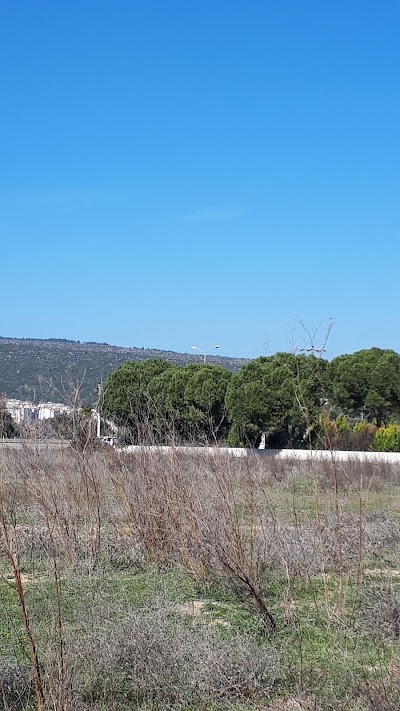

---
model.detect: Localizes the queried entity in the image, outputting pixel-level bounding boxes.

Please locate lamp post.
[190,344,220,364]
[95,383,102,438]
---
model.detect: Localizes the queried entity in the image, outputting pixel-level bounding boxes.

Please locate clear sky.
[1,1,399,360]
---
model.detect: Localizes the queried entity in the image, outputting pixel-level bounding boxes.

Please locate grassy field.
[0,443,400,710]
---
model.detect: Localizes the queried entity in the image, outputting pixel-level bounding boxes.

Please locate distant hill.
[0,337,249,405]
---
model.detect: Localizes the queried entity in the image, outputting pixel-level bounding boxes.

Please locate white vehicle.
[101,436,115,446]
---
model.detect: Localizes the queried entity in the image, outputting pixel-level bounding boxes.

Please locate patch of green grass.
[265,574,399,704]
[1,565,399,708]
[0,581,30,658]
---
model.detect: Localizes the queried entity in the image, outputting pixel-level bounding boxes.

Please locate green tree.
[148,364,232,442]
[225,353,326,448]
[0,397,19,438]
[183,365,232,440]
[100,359,174,434]
[147,364,202,440]
[327,348,400,426]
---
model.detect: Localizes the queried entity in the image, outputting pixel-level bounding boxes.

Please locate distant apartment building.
[5,399,72,424]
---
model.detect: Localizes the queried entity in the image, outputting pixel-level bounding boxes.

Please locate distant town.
[5,398,73,424]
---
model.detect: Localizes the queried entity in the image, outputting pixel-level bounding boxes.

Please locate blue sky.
[1,1,399,359]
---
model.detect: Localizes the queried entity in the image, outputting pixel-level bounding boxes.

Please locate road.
[0,439,71,450]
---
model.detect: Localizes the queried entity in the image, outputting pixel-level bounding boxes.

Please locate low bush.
[0,658,32,709]
[373,423,400,452]
[74,600,283,708]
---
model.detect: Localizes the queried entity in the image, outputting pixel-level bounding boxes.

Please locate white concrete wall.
[119,445,400,463]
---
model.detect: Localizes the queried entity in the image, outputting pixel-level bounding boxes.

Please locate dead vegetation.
[0,442,400,709]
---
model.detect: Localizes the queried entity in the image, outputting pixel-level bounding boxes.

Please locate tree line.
[99,347,400,450]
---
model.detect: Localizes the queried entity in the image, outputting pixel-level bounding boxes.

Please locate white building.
[5,399,72,423]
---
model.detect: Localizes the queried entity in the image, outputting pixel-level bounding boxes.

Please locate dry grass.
[71,598,282,709]
[1,441,400,709]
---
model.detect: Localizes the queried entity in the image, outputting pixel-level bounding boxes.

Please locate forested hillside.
[0,337,248,404]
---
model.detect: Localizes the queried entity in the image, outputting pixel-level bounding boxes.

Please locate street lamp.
[191,344,220,364]
[95,383,102,438]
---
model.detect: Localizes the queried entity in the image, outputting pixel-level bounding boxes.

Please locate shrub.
[0,658,32,709]
[77,601,283,708]
[372,423,400,452]
[318,417,377,451]
[351,421,377,450]
[354,584,400,642]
